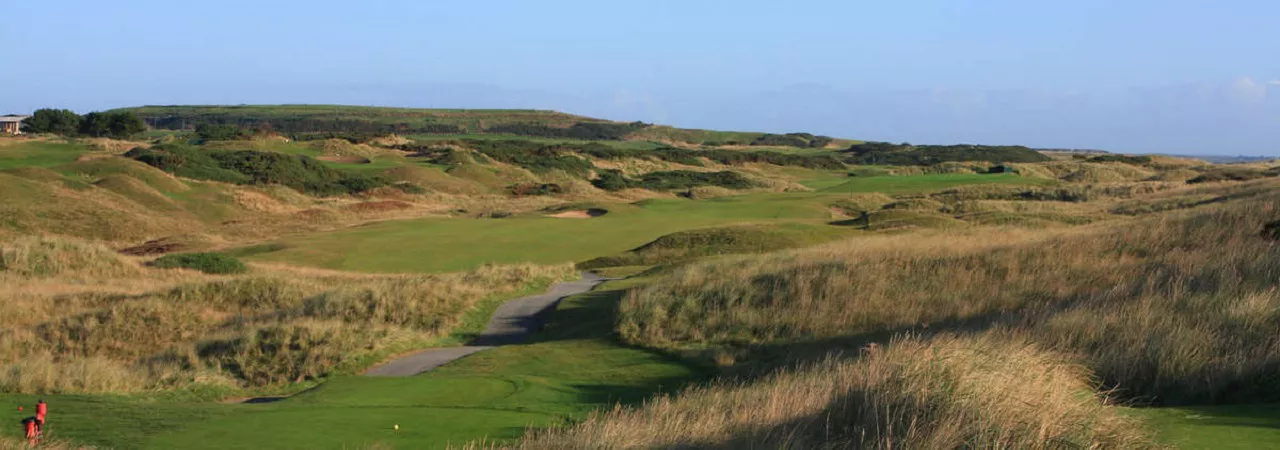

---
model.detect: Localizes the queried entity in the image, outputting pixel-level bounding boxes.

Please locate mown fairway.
[244,173,1042,272]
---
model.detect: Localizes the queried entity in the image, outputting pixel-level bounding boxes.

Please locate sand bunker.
[547,208,608,219]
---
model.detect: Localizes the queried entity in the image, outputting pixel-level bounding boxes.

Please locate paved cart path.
[363,272,611,377]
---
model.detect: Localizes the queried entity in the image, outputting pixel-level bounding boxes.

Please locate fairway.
[245,173,1052,273]
[0,141,89,170]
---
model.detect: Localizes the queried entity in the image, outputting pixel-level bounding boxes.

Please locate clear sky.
[3,0,1279,154]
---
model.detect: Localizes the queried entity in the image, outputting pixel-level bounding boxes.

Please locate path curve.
[363,272,611,377]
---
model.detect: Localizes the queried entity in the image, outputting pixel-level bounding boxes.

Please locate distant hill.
[112,105,859,149]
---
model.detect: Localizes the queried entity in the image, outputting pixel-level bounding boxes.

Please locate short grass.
[0,141,86,170]
[244,173,1053,273]
[0,277,708,449]
[1137,404,1280,449]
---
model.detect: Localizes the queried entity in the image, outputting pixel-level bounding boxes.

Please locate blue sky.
[3,0,1279,154]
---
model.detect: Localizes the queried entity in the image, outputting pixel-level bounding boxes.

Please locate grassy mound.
[125,144,389,196]
[0,237,140,279]
[519,335,1152,449]
[0,255,574,394]
[579,224,848,269]
[617,192,1280,406]
[831,209,965,231]
[150,252,248,274]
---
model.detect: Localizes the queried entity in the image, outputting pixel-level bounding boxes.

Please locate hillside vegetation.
[844,142,1053,165]
[0,236,572,394]
[513,179,1280,447]
[4,105,1279,448]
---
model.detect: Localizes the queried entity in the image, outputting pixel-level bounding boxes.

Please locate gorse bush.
[844,142,1052,165]
[406,140,845,175]
[484,121,649,140]
[150,253,248,274]
[125,144,389,196]
[591,169,758,191]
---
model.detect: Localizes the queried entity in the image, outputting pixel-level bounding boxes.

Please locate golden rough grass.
[617,187,1280,405]
[515,335,1153,449]
[0,237,575,394]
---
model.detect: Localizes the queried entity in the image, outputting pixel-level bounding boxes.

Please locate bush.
[749,132,835,148]
[79,111,147,139]
[126,144,389,196]
[195,123,246,141]
[21,109,82,135]
[150,253,248,274]
[510,183,564,196]
[592,170,758,191]
[1187,167,1277,184]
[844,142,1052,165]
[485,121,649,140]
[1088,154,1153,165]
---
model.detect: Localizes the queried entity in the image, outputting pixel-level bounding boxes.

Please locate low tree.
[107,111,147,139]
[21,108,83,135]
[79,112,111,137]
[80,111,147,139]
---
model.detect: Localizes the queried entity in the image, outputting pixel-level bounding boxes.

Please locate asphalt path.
[363,272,611,377]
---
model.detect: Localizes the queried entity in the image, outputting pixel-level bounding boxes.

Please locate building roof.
[0,115,30,122]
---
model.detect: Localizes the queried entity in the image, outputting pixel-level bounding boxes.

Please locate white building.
[1,115,30,135]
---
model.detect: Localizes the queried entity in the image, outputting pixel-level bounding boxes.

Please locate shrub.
[592,170,758,191]
[150,253,248,274]
[1186,167,1276,184]
[79,111,147,139]
[21,109,82,135]
[1088,154,1154,165]
[844,142,1051,165]
[126,144,389,196]
[485,121,649,140]
[510,183,564,196]
[195,123,246,141]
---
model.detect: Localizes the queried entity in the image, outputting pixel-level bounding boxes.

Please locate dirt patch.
[120,238,188,256]
[548,208,609,219]
[344,200,413,213]
[316,155,371,164]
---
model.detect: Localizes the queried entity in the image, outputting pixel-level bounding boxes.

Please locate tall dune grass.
[517,335,1154,449]
[0,237,574,394]
[618,189,1280,405]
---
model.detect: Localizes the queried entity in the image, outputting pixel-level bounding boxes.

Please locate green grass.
[0,141,87,170]
[0,277,707,449]
[241,173,1056,273]
[1137,403,1280,449]
[819,173,1053,194]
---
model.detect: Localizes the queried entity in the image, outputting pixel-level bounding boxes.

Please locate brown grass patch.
[316,155,371,164]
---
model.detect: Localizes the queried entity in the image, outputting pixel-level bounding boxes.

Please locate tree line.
[22,108,148,139]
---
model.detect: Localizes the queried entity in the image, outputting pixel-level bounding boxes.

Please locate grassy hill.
[2,105,1279,448]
